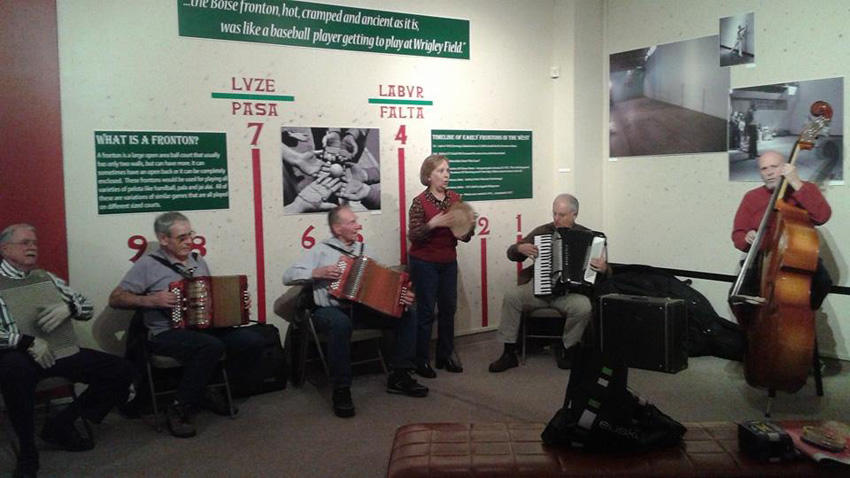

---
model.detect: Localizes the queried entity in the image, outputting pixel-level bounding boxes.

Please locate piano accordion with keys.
[533,228,606,296]
[169,275,249,329]
[329,255,411,318]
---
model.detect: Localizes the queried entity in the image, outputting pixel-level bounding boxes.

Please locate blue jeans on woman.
[409,257,458,365]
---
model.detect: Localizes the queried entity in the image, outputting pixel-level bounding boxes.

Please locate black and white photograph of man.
[720,13,755,67]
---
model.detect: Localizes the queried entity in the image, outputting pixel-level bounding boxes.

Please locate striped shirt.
[0,259,93,350]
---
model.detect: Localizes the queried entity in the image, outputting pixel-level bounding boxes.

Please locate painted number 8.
[128,234,207,261]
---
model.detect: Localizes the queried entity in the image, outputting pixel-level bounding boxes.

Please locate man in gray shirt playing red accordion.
[109,212,264,439]
[283,204,427,419]
[0,224,133,478]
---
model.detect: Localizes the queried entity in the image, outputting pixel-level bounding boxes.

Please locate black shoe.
[556,345,576,370]
[387,370,429,397]
[40,417,94,452]
[166,404,197,438]
[488,352,519,373]
[436,356,463,373]
[203,388,237,416]
[415,362,437,379]
[332,387,355,418]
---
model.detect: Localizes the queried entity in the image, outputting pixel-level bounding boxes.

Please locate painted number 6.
[302,226,316,249]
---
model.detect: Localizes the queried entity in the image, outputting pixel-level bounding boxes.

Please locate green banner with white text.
[178,0,470,59]
[431,130,533,202]
[95,131,229,215]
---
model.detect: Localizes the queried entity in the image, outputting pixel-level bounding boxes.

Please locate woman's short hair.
[419,154,449,186]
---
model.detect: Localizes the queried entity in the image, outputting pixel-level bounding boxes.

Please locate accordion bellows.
[329,256,410,318]
[169,275,249,328]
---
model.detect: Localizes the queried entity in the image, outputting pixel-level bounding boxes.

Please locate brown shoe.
[166,404,196,438]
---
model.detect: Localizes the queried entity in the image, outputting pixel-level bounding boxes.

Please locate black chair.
[128,312,235,432]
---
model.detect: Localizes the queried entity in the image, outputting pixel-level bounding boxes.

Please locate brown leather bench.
[387,422,844,477]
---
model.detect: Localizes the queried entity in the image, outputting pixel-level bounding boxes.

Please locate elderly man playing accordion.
[488,194,609,373]
[283,204,427,419]
[109,212,264,438]
[0,224,133,478]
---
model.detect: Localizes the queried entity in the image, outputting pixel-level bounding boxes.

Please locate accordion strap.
[325,241,363,258]
[149,253,199,279]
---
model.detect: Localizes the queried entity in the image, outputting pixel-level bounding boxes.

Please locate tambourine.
[447,201,476,238]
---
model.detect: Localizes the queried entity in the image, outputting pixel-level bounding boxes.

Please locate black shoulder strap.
[324,242,360,258]
[149,254,193,278]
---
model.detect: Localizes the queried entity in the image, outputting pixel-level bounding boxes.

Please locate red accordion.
[169,275,249,329]
[329,256,410,318]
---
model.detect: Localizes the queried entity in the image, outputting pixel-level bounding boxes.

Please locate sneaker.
[40,417,94,452]
[488,352,519,373]
[556,345,576,370]
[203,388,237,416]
[387,370,429,397]
[166,404,197,438]
[332,387,355,418]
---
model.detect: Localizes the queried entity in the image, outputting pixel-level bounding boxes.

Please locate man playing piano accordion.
[489,194,610,373]
[109,212,264,438]
[283,205,427,419]
[0,224,133,478]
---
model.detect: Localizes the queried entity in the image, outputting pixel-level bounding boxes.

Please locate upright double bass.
[729,101,833,394]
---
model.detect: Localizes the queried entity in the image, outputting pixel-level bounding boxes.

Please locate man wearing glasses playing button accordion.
[488,194,610,374]
[0,224,134,478]
[109,212,264,439]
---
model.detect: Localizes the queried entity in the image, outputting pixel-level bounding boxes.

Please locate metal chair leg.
[145,360,162,433]
[307,315,330,379]
[521,318,527,365]
[813,339,824,397]
[221,368,236,419]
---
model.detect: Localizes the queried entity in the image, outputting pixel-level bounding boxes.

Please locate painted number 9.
[128,234,208,261]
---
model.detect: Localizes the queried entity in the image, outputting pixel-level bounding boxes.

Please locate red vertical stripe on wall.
[251,149,266,323]
[398,148,407,265]
[480,237,488,327]
[0,0,67,277]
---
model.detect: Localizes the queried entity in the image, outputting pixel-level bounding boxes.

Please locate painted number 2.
[477,216,490,235]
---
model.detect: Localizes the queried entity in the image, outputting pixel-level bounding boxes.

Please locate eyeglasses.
[8,240,37,247]
[172,231,196,242]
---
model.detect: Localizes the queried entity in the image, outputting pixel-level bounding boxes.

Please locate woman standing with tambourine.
[408,154,475,378]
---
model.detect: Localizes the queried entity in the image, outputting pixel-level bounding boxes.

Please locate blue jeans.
[312,304,416,389]
[409,257,458,364]
[150,327,265,406]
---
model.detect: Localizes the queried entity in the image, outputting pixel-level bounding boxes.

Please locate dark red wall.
[1,0,68,277]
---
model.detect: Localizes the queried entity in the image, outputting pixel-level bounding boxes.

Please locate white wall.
[54,0,849,361]
[56,0,576,348]
[602,0,849,359]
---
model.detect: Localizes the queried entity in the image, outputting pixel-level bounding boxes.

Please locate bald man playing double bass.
[732,150,832,309]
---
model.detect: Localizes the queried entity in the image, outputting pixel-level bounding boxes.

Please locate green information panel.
[95,131,229,215]
[178,0,469,59]
[431,130,532,202]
